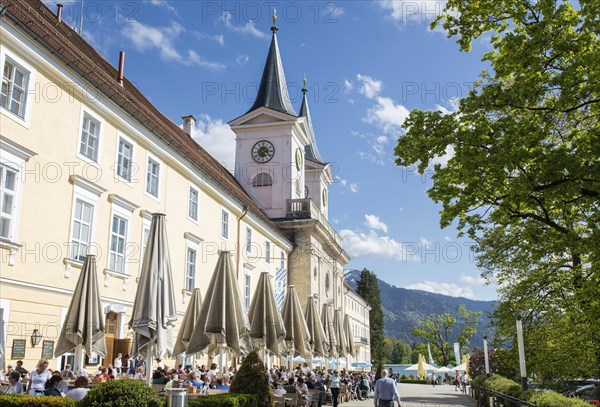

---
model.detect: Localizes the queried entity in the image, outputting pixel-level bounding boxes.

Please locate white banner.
[454,342,460,366]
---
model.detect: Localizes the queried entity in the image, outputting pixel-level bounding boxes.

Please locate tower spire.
[299,76,324,164]
[246,8,296,116]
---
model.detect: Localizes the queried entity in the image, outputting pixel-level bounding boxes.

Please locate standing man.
[373,369,402,407]
[114,353,123,376]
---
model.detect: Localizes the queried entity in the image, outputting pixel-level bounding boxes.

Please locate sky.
[43,0,498,300]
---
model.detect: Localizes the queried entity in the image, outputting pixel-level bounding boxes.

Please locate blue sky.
[45,0,497,300]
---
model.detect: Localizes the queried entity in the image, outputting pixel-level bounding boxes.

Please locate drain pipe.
[236,205,249,278]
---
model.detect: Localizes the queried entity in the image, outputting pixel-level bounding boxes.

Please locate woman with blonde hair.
[26,359,52,395]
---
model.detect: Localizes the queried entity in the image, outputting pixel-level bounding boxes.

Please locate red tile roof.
[4,0,286,236]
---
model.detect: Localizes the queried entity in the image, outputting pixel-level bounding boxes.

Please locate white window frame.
[221,209,229,239]
[77,107,103,164]
[245,227,252,253]
[0,159,21,242]
[144,152,161,199]
[187,184,199,223]
[109,214,128,274]
[184,246,197,292]
[114,133,136,184]
[0,50,35,126]
[265,241,271,263]
[139,211,152,278]
[105,196,137,282]
[183,231,203,296]
[69,198,94,262]
[244,267,253,309]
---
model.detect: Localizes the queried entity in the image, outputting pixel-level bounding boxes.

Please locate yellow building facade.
[0,0,371,371]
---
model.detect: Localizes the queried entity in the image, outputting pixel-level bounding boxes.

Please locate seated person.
[217,376,230,390]
[52,370,69,395]
[44,375,64,396]
[4,371,24,394]
[183,372,203,390]
[273,382,286,396]
[133,366,145,380]
[284,377,297,394]
[65,376,90,401]
[165,373,179,389]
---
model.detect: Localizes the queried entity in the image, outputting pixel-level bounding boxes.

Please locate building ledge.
[0,239,22,266]
[103,269,132,291]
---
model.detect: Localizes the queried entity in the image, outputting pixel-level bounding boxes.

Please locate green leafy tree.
[382,336,412,364]
[394,0,599,379]
[411,305,481,366]
[230,350,273,407]
[356,268,385,366]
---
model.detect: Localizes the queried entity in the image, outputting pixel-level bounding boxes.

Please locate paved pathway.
[334,383,477,407]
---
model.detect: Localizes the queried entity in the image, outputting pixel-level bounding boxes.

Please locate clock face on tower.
[251,140,275,163]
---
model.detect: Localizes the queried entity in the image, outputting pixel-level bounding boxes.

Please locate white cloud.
[147,0,179,16]
[221,12,268,38]
[188,114,236,171]
[352,131,392,166]
[236,54,250,67]
[192,31,225,46]
[340,229,417,262]
[459,274,486,286]
[356,74,383,99]
[335,176,360,193]
[365,214,388,233]
[428,144,455,169]
[405,281,475,299]
[122,21,225,70]
[376,0,447,26]
[343,79,353,94]
[365,96,410,134]
[435,97,460,115]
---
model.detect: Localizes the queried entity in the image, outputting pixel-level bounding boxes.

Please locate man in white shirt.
[373,369,402,407]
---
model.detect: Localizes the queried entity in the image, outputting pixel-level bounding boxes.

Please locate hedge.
[529,391,591,407]
[81,379,163,407]
[188,394,258,407]
[477,375,592,407]
[0,395,78,406]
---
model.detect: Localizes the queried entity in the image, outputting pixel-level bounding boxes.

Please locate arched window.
[252,172,272,187]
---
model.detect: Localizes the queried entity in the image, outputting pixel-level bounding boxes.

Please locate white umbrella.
[173,288,203,358]
[248,272,286,363]
[129,213,178,386]
[186,251,251,372]
[434,366,451,373]
[54,254,107,373]
[281,286,311,371]
[451,362,468,371]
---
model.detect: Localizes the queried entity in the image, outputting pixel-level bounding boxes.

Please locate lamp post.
[483,335,490,377]
[516,316,527,391]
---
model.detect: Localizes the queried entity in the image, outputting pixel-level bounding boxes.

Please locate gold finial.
[271,7,278,32]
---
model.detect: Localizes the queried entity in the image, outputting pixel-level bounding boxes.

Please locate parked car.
[571,384,600,405]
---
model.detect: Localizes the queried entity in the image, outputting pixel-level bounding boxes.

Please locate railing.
[471,383,536,407]
[360,337,369,344]
[286,199,343,247]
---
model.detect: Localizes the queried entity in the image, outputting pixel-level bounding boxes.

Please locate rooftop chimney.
[117,51,125,86]
[56,4,63,23]
[182,115,196,136]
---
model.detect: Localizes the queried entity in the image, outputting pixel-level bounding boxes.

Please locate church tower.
[228,13,349,313]
[229,13,308,219]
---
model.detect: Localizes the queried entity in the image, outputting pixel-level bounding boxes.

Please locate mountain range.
[344,269,496,346]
